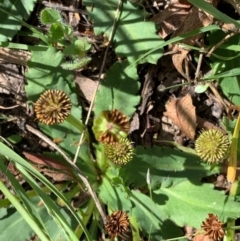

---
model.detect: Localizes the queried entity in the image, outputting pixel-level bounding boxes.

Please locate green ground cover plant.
[0,0,240,240]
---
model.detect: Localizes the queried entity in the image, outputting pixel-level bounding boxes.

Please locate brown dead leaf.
[193,233,214,241]
[41,168,73,181]
[170,4,214,77]
[151,3,191,38]
[221,22,239,32]
[23,152,74,181]
[74,73,97,102]
[163,94,196,139]
[152,0,216,78]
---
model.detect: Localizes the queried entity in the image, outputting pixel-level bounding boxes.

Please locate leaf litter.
[164,94,197,140]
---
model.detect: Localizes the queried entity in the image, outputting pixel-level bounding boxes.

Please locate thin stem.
[225,219,235,241]
[194,52,204,81]
[147,169,153,241]
[73,0,123,165]
[165,235,189,241]
[206,32,236,57]
[75,198,95,239]
[225,225,240,230]
[25,124,106,223]
[208,82,229,113]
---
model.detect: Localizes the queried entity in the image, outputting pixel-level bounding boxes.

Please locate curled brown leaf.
[164,94,197,139]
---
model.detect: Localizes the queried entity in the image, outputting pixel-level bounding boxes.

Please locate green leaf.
[203,68,240,80]
[129,215,141,241]
[194,83,209,93]
[25,47,73,101]
[98,176,132,211]
[130,190,184,241]
[94,61,140,117]
[40,8,62,25]
[206,31,240,105]
[0,194,77,241]
[0,142,91,240]
[63,38,91,57]
[49,22,64,41]
[61,57,92,70]
[84,0,163,64]
[120,146,220,188]
[6,134,22,144]
[155,181,240,228]
[0,0,36,41]
[0,161,48,231]
[0,184,50,241]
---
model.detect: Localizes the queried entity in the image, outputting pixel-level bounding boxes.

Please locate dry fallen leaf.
[164,94,197,139]
[152,0,216,78]
[170,3,214,78]
[193,233,214,241]
[151,3,191,38]
[41,168,72,181]
[74,73,97,102]
[23,152,74,181]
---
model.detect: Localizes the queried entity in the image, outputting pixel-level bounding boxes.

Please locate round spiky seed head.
[105,138,134,165]
[201,213,224,241]
[105,210,129,236]
[195,129,229,163]
[34,90,72,125]
[92,109,130,144]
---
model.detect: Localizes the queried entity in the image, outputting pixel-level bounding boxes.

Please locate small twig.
[0,104,19,109]
[0,136,13,148]
[0,116,18,125]
[208,82,229,113]
[73,0,123,164]
[184,58,191,83]
[25,124,106,223]
[194,52,204,82]
[206,32,236,57]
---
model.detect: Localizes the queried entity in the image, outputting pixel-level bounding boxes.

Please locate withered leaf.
[193,233,214,241]
[151,3,191,38]
[170,4,214,77]
[164,94,197,139]
[74,73,97,102]
[152,0,215,78]
[23,152,74,181]
[41,168,72,181]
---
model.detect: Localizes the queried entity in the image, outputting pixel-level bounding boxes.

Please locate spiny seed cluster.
[105,210,129,236]
[34,90,72,125]
[93,109,130,144]
[103,109,130,133]
[195,129,229,163]
[201,214,224,241]
[105,138,134,165]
